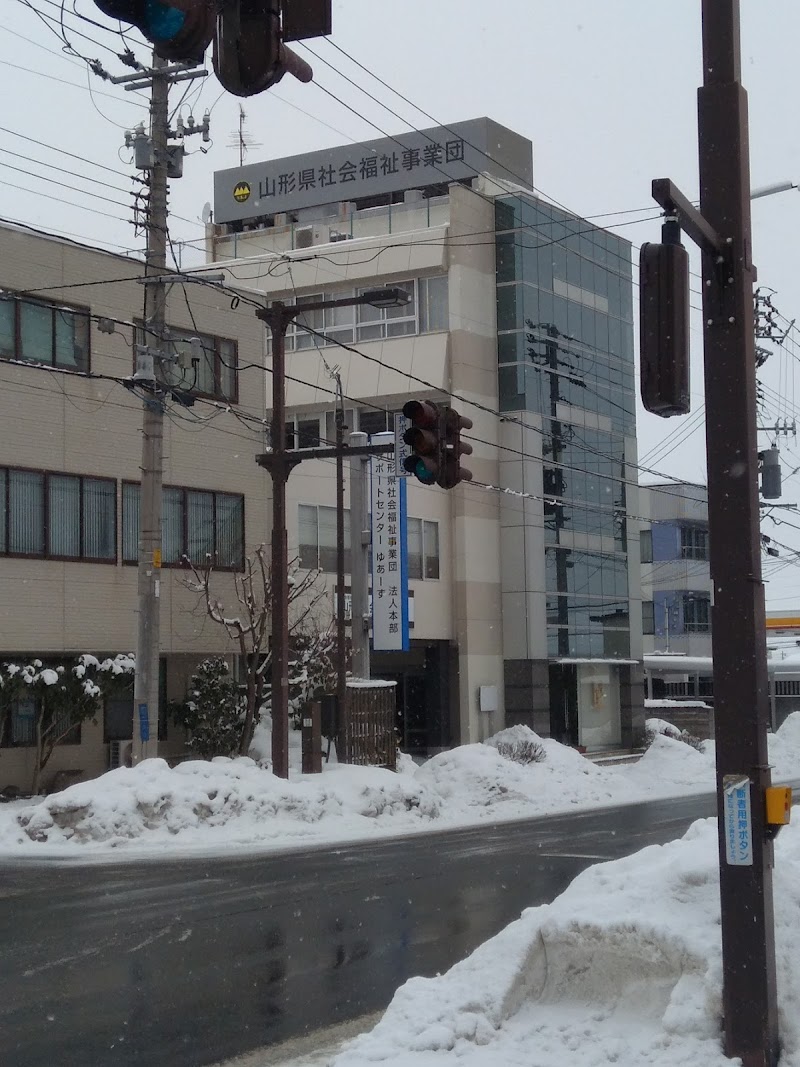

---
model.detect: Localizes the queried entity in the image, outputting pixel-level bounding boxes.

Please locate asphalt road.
[0,789,766,1067]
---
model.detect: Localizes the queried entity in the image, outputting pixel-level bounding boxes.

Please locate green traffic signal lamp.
[93,1,215,61]
[402,400,442,486]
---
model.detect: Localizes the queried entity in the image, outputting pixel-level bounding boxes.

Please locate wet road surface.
[0,788,778,1067]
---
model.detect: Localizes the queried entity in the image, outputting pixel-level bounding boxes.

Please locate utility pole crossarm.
[651,178,727,256]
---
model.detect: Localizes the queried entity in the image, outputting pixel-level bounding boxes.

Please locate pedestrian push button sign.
[723,775,753,866]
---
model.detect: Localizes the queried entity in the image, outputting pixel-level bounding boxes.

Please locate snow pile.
[4,757,442,851]
[2,717,799,855]
[330,818,800,1067]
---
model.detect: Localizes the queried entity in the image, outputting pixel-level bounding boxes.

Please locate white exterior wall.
[206,184,506,743]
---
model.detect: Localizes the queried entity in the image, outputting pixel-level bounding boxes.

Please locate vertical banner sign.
[370,433,409,651]
[723,775,753,866]
[394,411,412,477]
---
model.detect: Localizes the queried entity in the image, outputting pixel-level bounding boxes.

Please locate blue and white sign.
[370,433,409,652]
[393,412,412,477]
[723,775,753,866]
[138,703,150,743]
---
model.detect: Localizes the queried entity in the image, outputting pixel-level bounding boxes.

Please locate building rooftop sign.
[213,117,533,225]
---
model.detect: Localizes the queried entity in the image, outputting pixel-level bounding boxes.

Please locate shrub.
[493,739,546,765]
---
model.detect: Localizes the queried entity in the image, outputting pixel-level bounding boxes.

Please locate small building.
[0,222,269,792]
[640,482,712,659]
[204,116,645,754]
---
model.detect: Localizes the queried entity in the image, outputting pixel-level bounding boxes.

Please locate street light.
[751,180,799,200]
[256,285,411,779]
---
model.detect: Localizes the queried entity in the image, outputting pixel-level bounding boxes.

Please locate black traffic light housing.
[93,1,215,62]
[213,1,315,97]
[439,406,473,489]
[639,217,691,418]
[402,400,441,486]
[402,400,473,490]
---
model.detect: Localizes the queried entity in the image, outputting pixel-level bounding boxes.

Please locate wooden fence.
[345,681,397,770]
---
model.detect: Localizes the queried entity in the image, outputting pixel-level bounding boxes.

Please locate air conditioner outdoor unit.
[109,740,133,770]
[329,230,350,243]
[295,226,314,249]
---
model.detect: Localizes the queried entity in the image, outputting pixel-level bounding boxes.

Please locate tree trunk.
[31,708,45,795]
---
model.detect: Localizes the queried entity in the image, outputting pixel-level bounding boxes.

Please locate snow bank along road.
[7,785,796,1067]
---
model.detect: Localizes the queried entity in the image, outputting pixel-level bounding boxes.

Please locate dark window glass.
[123,484,243,569]
[359,409,390,437]
[423,521,440,579]
[684,593,711,633]
[680,524,709,560]
[48,474,80,558]
[9,470,44,555]
[640,529,653,564]
[297,419,321,449]
[643,600,655,635]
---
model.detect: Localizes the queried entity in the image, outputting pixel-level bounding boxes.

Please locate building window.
[0,467,115,561]
[123,484,244,569]
[1,691,81,749]
[680,524,709,561]
[683,592,711,633]
[640,528,653,564]
[285,416,322,449]
[642,600,655,635]
[419,275,449,332]
[298,503,350,572]
[135,325,237,401]
[407,518,440,580]
[0,294,90,372]
[357,280,416,341]
[288,280,435,350]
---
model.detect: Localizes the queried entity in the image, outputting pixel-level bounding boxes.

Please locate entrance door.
[549,664,578,746]
[577,664,621,750]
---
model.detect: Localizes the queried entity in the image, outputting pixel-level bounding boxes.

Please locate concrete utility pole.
[118,52,207,763]
[132,52,170,764]
[648,2,779,1062]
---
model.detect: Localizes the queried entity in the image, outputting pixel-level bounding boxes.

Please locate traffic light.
[213,1,315,97]
[402,401,473,490]
[439,406,473,489]
[639,217,690,417]
[402,400,441,486]
[93,1,215,62]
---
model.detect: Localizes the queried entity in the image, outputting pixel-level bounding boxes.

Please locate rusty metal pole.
[698,2,778,1063]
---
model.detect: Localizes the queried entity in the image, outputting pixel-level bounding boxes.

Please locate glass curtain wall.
[495,194,635,661]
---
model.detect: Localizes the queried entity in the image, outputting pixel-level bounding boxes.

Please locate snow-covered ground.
[1,714,799,856]
[305,815,800,1067]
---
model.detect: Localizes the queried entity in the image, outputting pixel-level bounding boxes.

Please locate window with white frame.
[356,280,416,341]
[680,524,709,561]
[287,276,448,351]
[407,518,440,580]
[285,415,322,449]
[299,503,351,572]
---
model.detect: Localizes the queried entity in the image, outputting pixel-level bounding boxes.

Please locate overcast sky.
[4,1,800,607]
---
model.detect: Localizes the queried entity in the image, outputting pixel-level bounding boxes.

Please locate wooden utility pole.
[647,2,779,1063]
